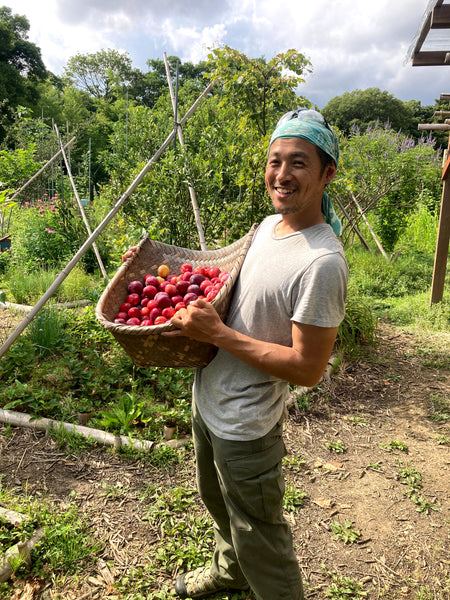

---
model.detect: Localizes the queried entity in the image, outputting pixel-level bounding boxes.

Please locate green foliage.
[98,392,148,435]
[337,294,378,357]
[345,246,434,299]
[397,464,439,515]
[27,304,68,356]
[335,124,441,252]
[8,193,110,273]
[380,440,409,453]
[427,394,450,422]
[324,569,367,599]
[0,7,47,142]
[33,505,102,574]
[322,87,415,136]
[330,520,361,545]
[6,264,100,304]
[283,485,308,512]
[206,46,311,135]
[325,439,346,453]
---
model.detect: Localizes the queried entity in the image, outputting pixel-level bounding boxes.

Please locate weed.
[348,416,367,427]
[380,440,409,453]
[330,520,361,544]
[283,455,307,472]
[428,394,450,422]
[324,569,367,599]
[48,425,96,454]
[100,480,129,500]
[149,444,184,468]
[33,504,103,575]
[151,514,214,574]
[98,392,148,435]
[397,464,439,514]
[325,440,346,453]
[434,433,450,445]
[367,462,382,471]
[145,486,198,527]
[283,485,308,512]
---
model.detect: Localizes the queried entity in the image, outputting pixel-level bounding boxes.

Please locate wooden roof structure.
[408,0,450,66]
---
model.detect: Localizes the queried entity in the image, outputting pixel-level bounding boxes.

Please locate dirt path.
[0,322,449,599]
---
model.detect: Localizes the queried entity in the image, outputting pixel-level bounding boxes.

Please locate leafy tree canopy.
[0,6,47,142]
[322,88,416,136]
[64,49,134,100]
[206,47,312,136]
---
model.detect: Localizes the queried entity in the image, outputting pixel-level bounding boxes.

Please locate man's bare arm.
[165,299,338,387]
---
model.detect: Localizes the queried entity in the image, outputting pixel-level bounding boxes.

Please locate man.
[165,108,348,600]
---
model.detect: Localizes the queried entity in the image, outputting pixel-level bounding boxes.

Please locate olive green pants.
[192,403,304,600]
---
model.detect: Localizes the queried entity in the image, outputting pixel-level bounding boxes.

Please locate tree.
[0,6,47,142]
[322,88,414,136]
[64,49,134,100]
[206,47,312,136]
[125,56,208,108]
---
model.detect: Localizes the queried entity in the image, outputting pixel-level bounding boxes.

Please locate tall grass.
[7,264,100,305]
[28,305,68,356]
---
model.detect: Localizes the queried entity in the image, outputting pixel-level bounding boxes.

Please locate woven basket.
[95,225,257,368]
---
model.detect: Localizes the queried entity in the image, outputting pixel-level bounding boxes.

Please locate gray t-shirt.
[193,214,348,441]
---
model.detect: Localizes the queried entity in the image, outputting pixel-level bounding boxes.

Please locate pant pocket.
[224,438,287,522]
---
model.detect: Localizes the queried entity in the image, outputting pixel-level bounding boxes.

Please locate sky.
[5,0,450,108]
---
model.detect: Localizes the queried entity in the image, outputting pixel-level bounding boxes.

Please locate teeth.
[277,188,292,194]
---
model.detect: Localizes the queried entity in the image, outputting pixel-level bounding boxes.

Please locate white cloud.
[5,0,448,105]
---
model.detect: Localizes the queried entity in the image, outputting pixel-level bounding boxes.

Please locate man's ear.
[324,162,337,185]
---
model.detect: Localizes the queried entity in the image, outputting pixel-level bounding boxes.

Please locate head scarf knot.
[269,109,342,236]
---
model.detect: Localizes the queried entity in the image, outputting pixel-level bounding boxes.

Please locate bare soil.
[0,319,449,599]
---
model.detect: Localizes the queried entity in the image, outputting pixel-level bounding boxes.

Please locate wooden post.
[419,93,450,304]
[430,135,450,304]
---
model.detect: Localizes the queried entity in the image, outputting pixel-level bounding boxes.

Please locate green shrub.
[337,295,378,357]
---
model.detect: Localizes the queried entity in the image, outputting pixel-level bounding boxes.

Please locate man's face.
[265,137,336,221]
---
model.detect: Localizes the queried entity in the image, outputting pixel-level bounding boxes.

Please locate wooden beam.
[418,123,450,130]
[431,4,450,28]
[412,51,449,66]
[441,93,450,101]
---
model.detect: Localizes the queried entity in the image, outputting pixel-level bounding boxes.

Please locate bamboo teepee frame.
[0,79,214,360]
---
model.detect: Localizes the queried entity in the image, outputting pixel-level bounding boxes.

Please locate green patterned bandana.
[269,109,340,165]
[269,109,342,235]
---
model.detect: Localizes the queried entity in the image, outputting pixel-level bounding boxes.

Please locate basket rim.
[95,225,257,336]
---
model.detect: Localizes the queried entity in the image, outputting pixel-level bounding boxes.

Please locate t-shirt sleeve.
[291,252,348,328]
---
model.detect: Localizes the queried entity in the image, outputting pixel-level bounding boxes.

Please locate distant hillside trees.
[321,87,439,140]
[0,6,47,143]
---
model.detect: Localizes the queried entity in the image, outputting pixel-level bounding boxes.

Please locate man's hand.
[164,298,226,343]
[122,246,137,262]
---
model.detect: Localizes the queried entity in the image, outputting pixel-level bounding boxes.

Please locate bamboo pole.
[0,408,190,452]
[53,122,107,278]
[8,137,76,203]
[350,192,389,260]
[334,196,371,251]
[163,52,207,250]
[0,81,214,360]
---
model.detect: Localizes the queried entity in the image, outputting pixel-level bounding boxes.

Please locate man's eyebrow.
[268,150,309,159]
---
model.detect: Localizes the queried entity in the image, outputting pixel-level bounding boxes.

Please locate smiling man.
[167,109,348,600]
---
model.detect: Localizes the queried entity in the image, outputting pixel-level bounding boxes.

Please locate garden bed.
[0,322,448,599]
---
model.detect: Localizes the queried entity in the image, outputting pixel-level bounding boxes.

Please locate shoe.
[174,566,249,599]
